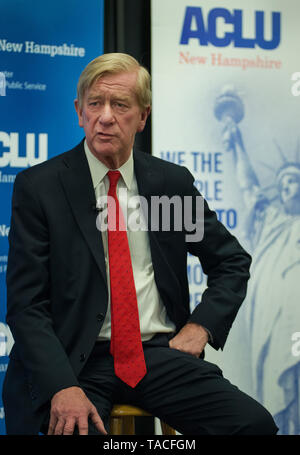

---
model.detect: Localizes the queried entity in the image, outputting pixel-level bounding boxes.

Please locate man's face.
[75,71,150,167]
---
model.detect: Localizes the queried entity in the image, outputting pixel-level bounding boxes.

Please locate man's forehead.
[88,71,138,95]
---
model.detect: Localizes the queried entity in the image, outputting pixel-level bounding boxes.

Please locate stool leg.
[110,417,123,435]
[161,421,177,435]
[123,416,135,435]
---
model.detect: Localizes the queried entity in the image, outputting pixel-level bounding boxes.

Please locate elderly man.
[3,53,277,435]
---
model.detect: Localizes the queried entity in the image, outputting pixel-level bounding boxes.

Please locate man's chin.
[90,142,117,158]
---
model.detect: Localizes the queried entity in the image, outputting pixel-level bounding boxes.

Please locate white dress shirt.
[84,141,176,341]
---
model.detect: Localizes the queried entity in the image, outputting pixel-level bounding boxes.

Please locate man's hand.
[48,386,107,435]
[169,322,209,358]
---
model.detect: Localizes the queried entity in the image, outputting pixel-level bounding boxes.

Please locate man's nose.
[99,104,114,124]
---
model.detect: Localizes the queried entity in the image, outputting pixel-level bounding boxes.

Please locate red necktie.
[107,170,147,388]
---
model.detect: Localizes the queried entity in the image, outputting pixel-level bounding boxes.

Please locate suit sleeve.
[6,171,79,411]
[183,168,252,350]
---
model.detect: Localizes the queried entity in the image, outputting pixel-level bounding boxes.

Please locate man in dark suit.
[3,53,278,435]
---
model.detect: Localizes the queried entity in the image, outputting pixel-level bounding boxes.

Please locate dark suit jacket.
[2,140,251,434]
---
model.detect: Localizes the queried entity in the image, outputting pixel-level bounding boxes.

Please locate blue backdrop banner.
[0,0,104,434]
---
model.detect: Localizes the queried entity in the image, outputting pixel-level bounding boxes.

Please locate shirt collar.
[84,139,134,190]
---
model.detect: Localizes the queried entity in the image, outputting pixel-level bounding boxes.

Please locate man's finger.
[54,417,65,435]
[63,417,76,435]
[90,407,108,435]
[77,416,89,435]
[47,414,58,435]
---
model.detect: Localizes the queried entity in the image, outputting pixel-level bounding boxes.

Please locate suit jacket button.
[80,353,86,362]
[97,313,104,322]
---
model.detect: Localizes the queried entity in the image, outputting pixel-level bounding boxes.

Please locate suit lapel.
[133,150,165,194]
[133,149,165,230]
[133,150,183,323]
[59,141,107,286]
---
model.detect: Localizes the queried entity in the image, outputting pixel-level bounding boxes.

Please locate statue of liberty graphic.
[214,86,300,434]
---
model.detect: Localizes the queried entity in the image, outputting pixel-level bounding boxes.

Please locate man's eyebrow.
[87,93,102,100]
[87,92,132,101]
[111,94,131,102]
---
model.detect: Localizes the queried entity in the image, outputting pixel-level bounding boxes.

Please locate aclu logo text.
[0,132,48,167]
[180,7,281,50]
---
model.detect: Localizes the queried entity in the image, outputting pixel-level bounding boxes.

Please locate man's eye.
[114,102,127,109]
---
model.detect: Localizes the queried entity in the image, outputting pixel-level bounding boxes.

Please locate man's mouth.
[98,132,114,138]
[96,132,116,142]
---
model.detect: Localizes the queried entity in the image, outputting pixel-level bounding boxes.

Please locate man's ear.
[74,99,83,127]
[137,105,151,133]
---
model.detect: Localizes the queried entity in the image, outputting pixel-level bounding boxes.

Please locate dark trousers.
[64,334,278,435]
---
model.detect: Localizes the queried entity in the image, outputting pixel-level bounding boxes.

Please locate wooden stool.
[109,404,176,435]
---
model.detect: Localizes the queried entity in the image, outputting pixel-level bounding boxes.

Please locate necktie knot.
[107,170,121,189]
